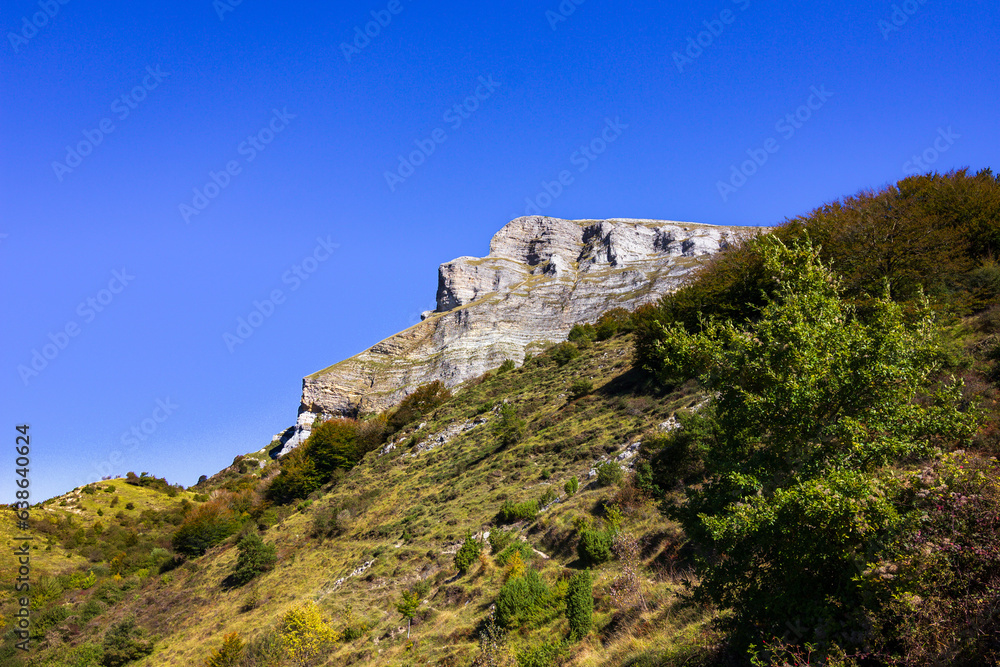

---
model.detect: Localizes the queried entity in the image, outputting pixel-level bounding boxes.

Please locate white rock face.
[273,216,761,456]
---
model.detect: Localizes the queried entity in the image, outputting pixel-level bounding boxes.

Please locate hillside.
[7,169,1000,667]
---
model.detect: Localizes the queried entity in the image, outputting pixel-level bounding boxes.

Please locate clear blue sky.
[2,0,997,502]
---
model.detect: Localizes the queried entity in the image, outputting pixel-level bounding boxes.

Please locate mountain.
[274,216,759,455]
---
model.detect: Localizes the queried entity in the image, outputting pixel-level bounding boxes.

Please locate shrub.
[489,528,515,554]
[564,476,579,495]
[387,380,452,433]
[281,602,338,666]
[595,461,624,487]
[498,359,516,374]
[566,570,593,640]
[567,324,596,348]
[454,532,483,575]
[548,342,580,366]
[596,307,631,340]
[82,485,96,495]
[568,378,593,400]
[577,527,613,566]
[495,568,550,629]
[171,501,239,557]
[497,500,539,524]
[232,531,277,586]
[265,447,322,505]
[101,616,154,667]
[203,632,245,667]
[518,640,566,667]
[103,484,116,493]
[538,487,557,508]
[496,540,534,568]
[124,502,134,511]
[494,403,526,447]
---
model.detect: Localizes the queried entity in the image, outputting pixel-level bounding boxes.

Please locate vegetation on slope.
[3,169,999,666]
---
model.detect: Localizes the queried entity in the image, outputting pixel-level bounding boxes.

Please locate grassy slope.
[11,333,720,667]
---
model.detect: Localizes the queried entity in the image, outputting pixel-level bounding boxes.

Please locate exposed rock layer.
[274,216,760,454]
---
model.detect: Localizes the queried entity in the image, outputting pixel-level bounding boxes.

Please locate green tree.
[232,531,277,586]
[454,531,483,575]
[280,601,337,667]
[493,403,526,447]
[655,239,978,651]
[396,590,420,638]
[171,501,238,557]
[566,570,593,640]
[101,616,154,667]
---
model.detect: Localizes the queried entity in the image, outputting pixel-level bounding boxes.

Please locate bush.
[564,476,579,496]
[496,541,534,567]
[387,380,452,433]
[82,485,96,495]
[596,308,632,340]
[488,528,515,555]
[566,570,593,640]
[497,500,539,524]
[171,502,239,557]
[518,640,566,667]
[454,532,482,575]
[498,359,516,374]
[231,531,277,586]
[280,601,337,666]
[538,487,557,508]
[495,568,550,629]
[568,378,593,400]
[265,447,322,505]
[203,632,244,667]
[577,527,613,566]
[567,324,596,348]
[548,342,580,366]
[595,461,624,487]
[101,616,154,667]
[494,403,526,447]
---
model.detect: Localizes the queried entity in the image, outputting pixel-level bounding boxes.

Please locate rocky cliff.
[273,216,760,454]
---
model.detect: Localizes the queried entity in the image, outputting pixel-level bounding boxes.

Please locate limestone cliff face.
[273,216,760,453]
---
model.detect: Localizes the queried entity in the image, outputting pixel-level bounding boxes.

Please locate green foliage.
[303,418,366,477]
[100,616,154,667]
[203,632,244,667]
[595,307,632,340]
[640,410,719,493]
[171,501,239,557]
[495,568,551,629]
[494,403,526,447]
[563,476,579,495]
[576,527,613,566]
[495,541,534,567]
[595,460,624,487]
[568,324,597,348]
[568,378,593,400]
[488,528,515,554]
[517,640,566,667]
[388,380,452,433]
[548,342,580,366]
[396,590,420,620]
[566,570,593,640]
[82,485,97,495]
[498,359,516,374]
[265,446,323,505]
[232,531,277,586]
[657,239,978,651]
[497,499,539,524]
[455,531,483,574]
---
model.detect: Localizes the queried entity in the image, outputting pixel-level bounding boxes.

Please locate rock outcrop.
[273,216,760,454]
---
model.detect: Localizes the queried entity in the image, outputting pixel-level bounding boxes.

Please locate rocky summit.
[273,215,760,454]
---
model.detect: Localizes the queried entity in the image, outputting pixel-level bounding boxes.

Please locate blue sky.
[2,0,997,502]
